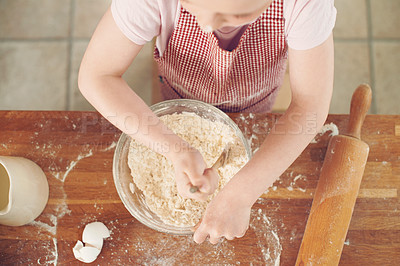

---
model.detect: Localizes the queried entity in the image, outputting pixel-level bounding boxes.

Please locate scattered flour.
[248,134,259,150]
[30,219,57,236]
[19,113,283,264]
[29,194,71,236]
[102,141,117,152]
[311,122,339,143]
[235,113,267,154]
[293,174,304,182]
[249,208,281,265]
[50,238,58,265]
[35,238,58,265]
[284,173,307,193]
[14,118,118,265]
[297,187,307,193]
[60,149,93,182]
[118,205,281,265]
[29,192,69,266]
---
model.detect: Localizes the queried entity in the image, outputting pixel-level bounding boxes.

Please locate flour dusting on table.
[311,122,339,143]
[250,207,281,265]
[117,205,281,264]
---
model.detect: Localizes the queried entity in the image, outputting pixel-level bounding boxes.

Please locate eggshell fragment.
[82,222,110,250]
[72,240,84,259]
[72,221,110,263]
[73,240,101,263]
[83,235,103,250]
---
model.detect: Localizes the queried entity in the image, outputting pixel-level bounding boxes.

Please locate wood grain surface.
[0,111,399,265]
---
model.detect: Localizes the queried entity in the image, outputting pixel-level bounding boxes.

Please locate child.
[78,0,336,244]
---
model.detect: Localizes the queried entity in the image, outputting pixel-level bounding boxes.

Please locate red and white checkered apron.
[154,0,287,113]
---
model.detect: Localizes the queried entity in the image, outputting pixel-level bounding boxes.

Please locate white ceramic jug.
[0,156,49,226]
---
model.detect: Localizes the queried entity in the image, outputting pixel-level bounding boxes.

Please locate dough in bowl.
[127,112,248,227]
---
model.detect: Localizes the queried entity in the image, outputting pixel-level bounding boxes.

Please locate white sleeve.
[284,0,337,50]
[111,0,161,45]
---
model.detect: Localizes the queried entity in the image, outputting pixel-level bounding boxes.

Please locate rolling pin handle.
[347,84,372,139]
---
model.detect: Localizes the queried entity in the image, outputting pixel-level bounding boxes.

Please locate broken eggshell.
[73,221,110,263]
[73,240,101,263]
[82,221,110,250]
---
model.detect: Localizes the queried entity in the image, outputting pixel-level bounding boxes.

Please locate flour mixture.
[127,112,248,227]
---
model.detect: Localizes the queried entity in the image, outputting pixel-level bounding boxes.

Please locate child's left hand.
[192,186,251,244]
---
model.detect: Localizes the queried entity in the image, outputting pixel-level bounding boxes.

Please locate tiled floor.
[0,0,399,114]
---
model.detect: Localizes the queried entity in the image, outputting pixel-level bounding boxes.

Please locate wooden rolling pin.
[295,84,372,266]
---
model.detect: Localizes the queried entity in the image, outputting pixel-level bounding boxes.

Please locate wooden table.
[0,111,399,265]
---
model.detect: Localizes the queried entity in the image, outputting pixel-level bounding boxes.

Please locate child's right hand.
[170,146,219,201]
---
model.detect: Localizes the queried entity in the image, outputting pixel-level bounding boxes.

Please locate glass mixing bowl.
[112,99,252,235]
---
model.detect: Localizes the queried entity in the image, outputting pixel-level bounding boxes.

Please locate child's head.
[180,0,272,32]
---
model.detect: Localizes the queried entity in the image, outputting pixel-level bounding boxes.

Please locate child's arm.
[193,34,334,244]
[78,8,218,201]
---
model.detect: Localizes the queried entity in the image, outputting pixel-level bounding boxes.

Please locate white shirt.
[111,0,336,54]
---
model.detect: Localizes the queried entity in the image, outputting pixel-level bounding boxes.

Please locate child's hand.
[192,186,251,244]
[170,147,219,201]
